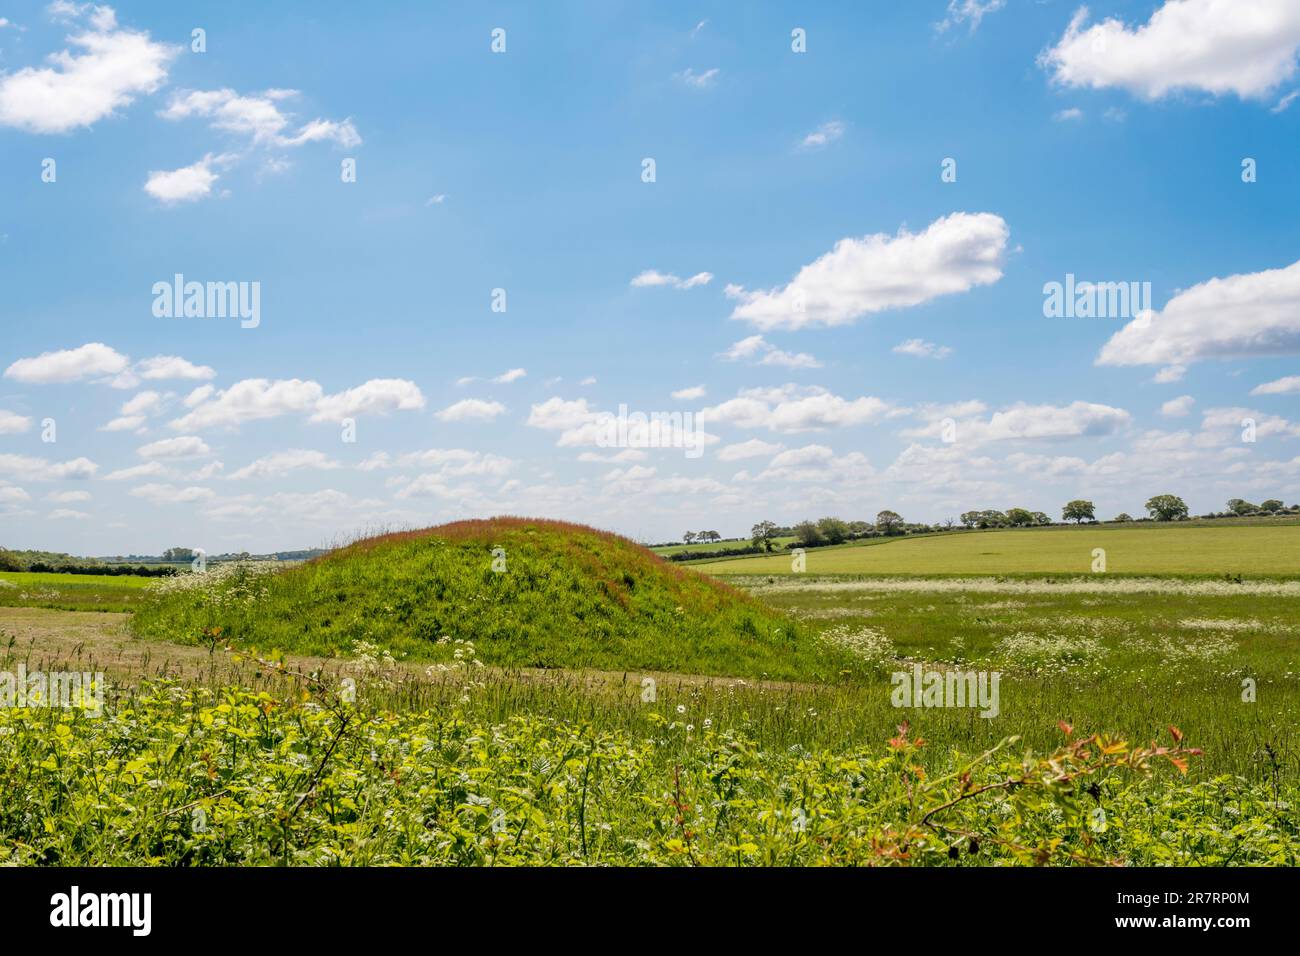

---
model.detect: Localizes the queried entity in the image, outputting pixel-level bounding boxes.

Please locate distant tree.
[1145,494,1189,522]
[1261,499,1284,513]
[792,520,825,548]
[942,517,956,530]
[683,531,696,544]
[978,509,1008,529]
[1006,507,1034,527]
[162,547,195,562]
[875,510,904,535]
[1226,498,1259,516]
[1112,512,1133,523]
[847,520,872,537]
[816,516,849,545]
[1031,511,1052,526]
[750,521,778,552]
[0,550,21,572]
[1062,500,1096,524]
[959,511,981,529]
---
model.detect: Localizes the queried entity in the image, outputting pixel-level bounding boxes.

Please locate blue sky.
[2,0,1299,554]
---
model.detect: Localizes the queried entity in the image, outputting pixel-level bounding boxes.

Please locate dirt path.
[0,606,818,694]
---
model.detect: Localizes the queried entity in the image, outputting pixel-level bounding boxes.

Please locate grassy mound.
[130,517,855,681]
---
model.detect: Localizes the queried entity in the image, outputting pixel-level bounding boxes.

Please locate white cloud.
[0,453,97,481]
[799,120,845,150]
[671,385,707,401]
[435,399,506,422]
[719,335,821,369]
[161,87,361,148]
[102,461,167,481]
[137,355,214,380]
[47,508,89,520]
[1040,1,1300,101]
[1273,90,1300,112]
[1251,375,1300,395]
[701,384,899,433]
[904,400,1131,444]
[527,397,598,432]
[5,342,128,384]
[893,338,953,359]
[675,67,719,89]
[716,438,784,462]
[1098,258,1300,367]
[1053,107,1084,121]
[46,490,90,503]
[144,154,226,204]
[138,436,211,459]
[727,212,1009,331]
[1154,364,1187,383]
[168,378,324,430]
[1160,395,1195,417]
[492,368,526,384]
[129,483,214,504]
[0,410,31,434]
[311,379,425,423]
[936,0,1006,34]
[0,4,177,134]
[630,270,713,290]
[228,449,339,480]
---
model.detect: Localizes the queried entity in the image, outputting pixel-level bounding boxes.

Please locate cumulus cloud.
[5,342,128,384]
[136,355,215,380]
[228,449,339,480]
[701,384,900,433]
[1097,258,1300,367]
[0,4,177,133]
[905,400,1131,444]
[1251,375,1300,395]
[310,379,426,423]
[893,338,953,360]
[137,436,211,459]
[716,438,784,462]
[160,87,361,148]
[144,154,229,204]
[435,399,506,422]
[630,270,713,290]
[492,368,527,384]
[1040,0,1300,101]
[1160,395,1195,417]
[727,212,1009,331]
[719,335,822,369]
[129,482,214,504]
[168,378,322,430]
[0,453,96,481]
[0,410,31,434]
[671,385,707,401]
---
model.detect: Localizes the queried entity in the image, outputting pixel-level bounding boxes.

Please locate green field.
[696,524,1300,576]
[4,518,1299,866]
[0,570,154,612]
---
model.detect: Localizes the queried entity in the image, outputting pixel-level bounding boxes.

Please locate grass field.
[0,570,154,612]
[696,524,1300,576]
[4,518,1298,866]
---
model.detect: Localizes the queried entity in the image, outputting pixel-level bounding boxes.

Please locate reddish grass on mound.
[134,516,860,682]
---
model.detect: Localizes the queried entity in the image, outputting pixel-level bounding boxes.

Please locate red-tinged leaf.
[1057,721,1073,737]
[1168,724,1184,743]
[1167,755,1189,775]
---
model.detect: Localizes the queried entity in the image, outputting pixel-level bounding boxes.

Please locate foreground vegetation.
[4,674,1292,866]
